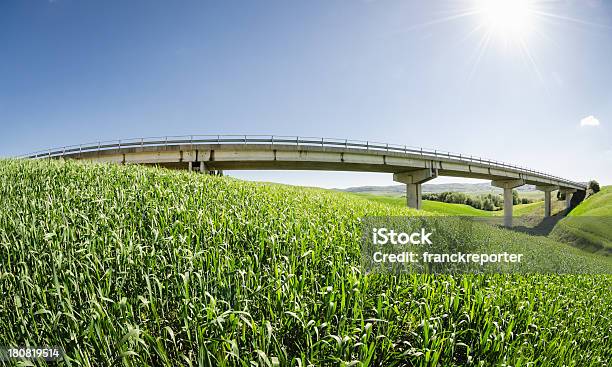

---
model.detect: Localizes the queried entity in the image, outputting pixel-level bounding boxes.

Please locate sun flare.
[406,0,606,83]
[476,0,536,41]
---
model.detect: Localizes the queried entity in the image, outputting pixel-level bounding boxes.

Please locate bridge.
[21,135,586,227]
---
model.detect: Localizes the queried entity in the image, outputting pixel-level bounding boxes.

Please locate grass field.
[353,193,561,217]
[551,186,612,254]
[354,194,494,216]
[503,199,566,217]
[1,159,611,366]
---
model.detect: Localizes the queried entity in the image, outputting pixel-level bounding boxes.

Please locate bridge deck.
[21,135,585,191]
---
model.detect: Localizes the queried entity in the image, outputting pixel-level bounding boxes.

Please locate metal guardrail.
[18,134,586,189]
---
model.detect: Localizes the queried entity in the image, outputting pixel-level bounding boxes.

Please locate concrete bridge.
[22,135,586,227]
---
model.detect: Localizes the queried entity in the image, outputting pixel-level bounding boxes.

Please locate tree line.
[422,191,533,211]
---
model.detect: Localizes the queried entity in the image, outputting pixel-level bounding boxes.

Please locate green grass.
[423,200,493,216]
[354,193,493,215]
[516,191,544,201]
[354,193,553,217]
[569,186,612,216]
[351,193,408,208]
[504,201,541,216]
[497,200,564,217]
[551,186,612,254]
[1,159,611,366]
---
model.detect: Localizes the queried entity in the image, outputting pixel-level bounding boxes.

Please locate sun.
[405,0,606,83]
[476,0,536,41]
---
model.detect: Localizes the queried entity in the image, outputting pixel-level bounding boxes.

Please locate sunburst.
[403,0,610,84]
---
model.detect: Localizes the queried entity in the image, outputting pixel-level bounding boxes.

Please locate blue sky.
[1,0,611,187]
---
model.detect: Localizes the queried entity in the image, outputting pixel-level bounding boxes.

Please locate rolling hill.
[551,186,612,254]
[0,159,610,366]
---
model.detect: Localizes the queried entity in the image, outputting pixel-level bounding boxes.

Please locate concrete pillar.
[198,162,218,175]
[544,191,551,217]
[559,188,577,210]
[199,161,214,174]
[536,185,558,218]
[492,179,525,228]
[502,188,514,228]
[393,168,438,210]
[406,183,423,209]
[188,161,192,172]
[503,188,513,227]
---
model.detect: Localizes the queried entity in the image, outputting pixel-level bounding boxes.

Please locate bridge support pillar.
[536,185,559,217]
[197,161,223,176]
[492,179,525,228]
[405,183,422,209]
[188,161,193,172]
[560,188,577,210]
[393,168,438,210]
[199,161,212,174]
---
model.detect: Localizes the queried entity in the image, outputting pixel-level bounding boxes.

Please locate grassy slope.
[1,159,611,366]
[511,199,567,217]
[424,200,493,216]
[569,186,612,216]
[551,186,612,254]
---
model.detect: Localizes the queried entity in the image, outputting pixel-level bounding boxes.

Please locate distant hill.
[340,183,537,196]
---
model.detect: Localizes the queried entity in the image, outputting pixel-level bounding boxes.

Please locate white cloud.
[580,115,600,127]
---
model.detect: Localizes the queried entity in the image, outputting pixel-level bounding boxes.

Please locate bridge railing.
[18,134,585,188]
